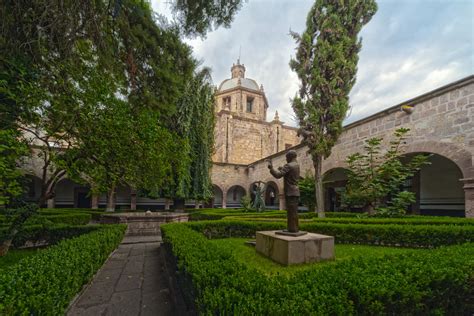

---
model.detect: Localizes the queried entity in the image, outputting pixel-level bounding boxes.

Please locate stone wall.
[211,75,474,217]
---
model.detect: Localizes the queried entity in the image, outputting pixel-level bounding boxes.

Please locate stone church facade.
[213,61,300,165]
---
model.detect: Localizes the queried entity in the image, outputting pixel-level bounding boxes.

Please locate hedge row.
[188,209,359,221]
[0,224,126,315]
[185,220,474,247]
[224,215,474,226]
[162,224,474,315]
[0,224,100,248]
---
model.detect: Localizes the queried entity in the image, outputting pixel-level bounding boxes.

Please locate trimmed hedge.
[162,224,474,315]
[224,215,474,226]
[1,224,100,248]
[185,220,474,247]
[25,213,92,226]
[0,224,126,315]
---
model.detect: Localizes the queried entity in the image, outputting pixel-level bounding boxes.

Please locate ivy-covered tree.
[290,0,377,217]
[343,128,430,216]
[165,68,216,210]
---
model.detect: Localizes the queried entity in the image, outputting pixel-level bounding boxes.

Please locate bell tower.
[231,59,246,79]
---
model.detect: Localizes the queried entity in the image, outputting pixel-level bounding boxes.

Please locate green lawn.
[0,248,41,271]
[210,238,426,276]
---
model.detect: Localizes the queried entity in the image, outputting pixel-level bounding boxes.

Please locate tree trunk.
[173,198,185,212]
[0,227,19,257]
[364,204,375,216]
[106,185,116,212]
[314,155,326,218]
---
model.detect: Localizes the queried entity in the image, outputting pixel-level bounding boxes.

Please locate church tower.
[213,61,300,164]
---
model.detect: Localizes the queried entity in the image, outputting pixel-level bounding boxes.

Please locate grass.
[209,238,427,276]
[0,248,42,271]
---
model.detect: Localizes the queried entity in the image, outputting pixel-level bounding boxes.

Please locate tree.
[170,0,244,37]
[290,0,377,217]
[343,128,430,216]
[164,68,216,210]
[298,173,316,212]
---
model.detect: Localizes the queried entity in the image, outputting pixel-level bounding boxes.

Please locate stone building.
[211,75,474,218]
[213,60,300,164]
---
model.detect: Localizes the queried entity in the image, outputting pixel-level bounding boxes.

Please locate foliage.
[0,130,28,206]
[163,69,216,202]
[252,183,266,212]
[343,128,430,215]
[0,225,125,314]
[298,173,316,212]
[170,0,245,37]
[290,0,377,217]
[162,224,474,315]
[240,196,255,212]
[0,204,38,255]
[210,238,422,277]
[184,220,474,248]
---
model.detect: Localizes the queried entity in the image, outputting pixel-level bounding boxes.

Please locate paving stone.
[102,259,127,270]
[141,290,173,316]
[74,281,116,307]
[123,260,144,274]
[94,268,122,283]
[115,273,143,292]
[67,303,109,316]
[106,289,141,316]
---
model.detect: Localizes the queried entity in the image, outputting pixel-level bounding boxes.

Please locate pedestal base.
[256,230,335,266]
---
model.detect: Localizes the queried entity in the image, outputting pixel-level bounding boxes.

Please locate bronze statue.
[268,150,305,236]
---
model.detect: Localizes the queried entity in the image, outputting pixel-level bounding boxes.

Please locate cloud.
[151,0,473,127]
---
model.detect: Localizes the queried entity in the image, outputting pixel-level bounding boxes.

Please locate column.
[461,178,474,218]
[47,197,55,209]
[164,199,171,210]
[279,193,285,211]
[91,194,99,209]
[195,200,200,209]
[130,189,137,211]
[222,190,227,209]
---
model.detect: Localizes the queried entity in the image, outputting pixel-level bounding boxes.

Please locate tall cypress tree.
[290,0,377,217]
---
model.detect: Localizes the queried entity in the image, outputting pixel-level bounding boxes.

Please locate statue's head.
[286,150,297,163]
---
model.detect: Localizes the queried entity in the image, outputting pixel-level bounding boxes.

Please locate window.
[223,96,231,108]
[246,97,254,112]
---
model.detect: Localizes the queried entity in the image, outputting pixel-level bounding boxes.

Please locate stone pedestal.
[256,230,335,265]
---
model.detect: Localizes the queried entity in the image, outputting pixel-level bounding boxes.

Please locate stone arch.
[212,184,224,207]
[225,185,246,207]
[400,152,466,217]
[55,178,91,208]
[403,141,472,178]
[264,180,279,208]
[322,168,349,212]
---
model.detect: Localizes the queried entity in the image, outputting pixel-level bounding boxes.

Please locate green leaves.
[344,128,431,216]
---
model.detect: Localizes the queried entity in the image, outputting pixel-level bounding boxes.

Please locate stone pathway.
[67,235,184,316]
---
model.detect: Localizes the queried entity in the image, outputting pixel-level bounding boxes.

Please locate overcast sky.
[152,0,473,126]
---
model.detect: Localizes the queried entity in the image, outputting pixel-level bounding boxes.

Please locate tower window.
[223,96,231,108]
[246,97,254,113]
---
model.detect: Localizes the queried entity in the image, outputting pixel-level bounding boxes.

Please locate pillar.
[279,193,285,211]
[47,197,55,209]
[91,194,99,209]
[195,200,200,209]
[461,178,474,218]
[130,189,137,211]
[164,199,171,210]
[222,190,227,209]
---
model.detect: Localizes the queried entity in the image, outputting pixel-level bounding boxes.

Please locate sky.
[152,0,473,126]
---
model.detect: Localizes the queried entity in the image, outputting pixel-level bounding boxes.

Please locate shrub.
[162,224,474,315]
[185,220,474,247]
[0,224,126,314]
[25,213,92,226]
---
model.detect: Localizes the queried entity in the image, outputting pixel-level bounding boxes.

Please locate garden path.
[67,234,186,316]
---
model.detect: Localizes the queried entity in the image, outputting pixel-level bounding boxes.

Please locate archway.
[404,153,465,217]
[264,181,279,208]
[212,185,224,208]
[56,178,91,208]
[23,175,42,204]
[323,168,349,212]
[226,185,246,207]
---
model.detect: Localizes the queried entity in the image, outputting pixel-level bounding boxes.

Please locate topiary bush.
[0,224,125,315]
[162,224,474,315]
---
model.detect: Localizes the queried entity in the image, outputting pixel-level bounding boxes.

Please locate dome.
[218,78,260,92]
